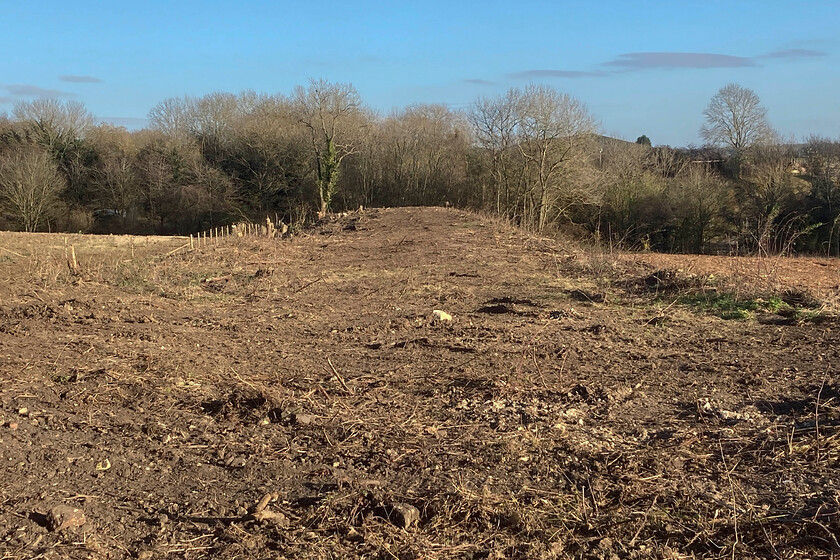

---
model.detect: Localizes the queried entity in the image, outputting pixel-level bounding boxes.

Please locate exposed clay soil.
[0,207,838,559]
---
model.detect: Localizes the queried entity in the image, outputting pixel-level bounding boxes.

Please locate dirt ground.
[623,252,840,308]
[0,207,838,559]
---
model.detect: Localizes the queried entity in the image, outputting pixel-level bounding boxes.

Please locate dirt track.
[1,207,838,559]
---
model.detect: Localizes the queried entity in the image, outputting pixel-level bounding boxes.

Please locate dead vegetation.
[0,207,838,559]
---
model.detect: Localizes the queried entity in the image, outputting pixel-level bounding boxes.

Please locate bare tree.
[469,90,523,216]
[0,147,66,231]
[96,153,139,218]
[469,85,597,231]
[137,143,177,229]
[191,91,264,161]
[12,99,95,183]
[514,84,598,231]
[294,79,363,214]
[735,141,808,254]
[372,104,470,206]
[181,158,237,229]
[645,145,688,178]
[13,99,95,143]
[803,136,840,255]
[226,95,310,215]
[700,83,773,155]
[86,124,142,219]
[598,139,663,245]
[148,96,197,142]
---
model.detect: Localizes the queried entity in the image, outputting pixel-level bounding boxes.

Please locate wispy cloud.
[509,69,605,79]
[0,96,16,104]
[604,52,756,70]
[507,44,828,83]
[59,75,103,83]
[464,78,496,85]
[759,48,827,59]
[2,84,78,98]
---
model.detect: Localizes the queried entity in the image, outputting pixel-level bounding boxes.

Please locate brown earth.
[623,252,840,308]
[0,207,838,559]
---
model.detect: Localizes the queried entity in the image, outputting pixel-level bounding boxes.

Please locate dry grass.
[0,231,188,292]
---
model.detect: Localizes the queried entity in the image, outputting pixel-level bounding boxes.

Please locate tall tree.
[12,99,94,155]
[13,99,96,209]
[597,139,664,246]
[294,79,363,214]
[373,104,470,206]
[222,95,309,216]
[469,86,597,231]
[469,90,522,216]
[667,164,732,253]
[803,136,840,254]
[87,124,142,221]
[514,84,598,231]
[700,83,773,155]
[0,147,66,232]
[148,96,197,143]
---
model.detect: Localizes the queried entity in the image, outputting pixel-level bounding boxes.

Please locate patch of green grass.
[782,307,834,324]
[679,292,791,320]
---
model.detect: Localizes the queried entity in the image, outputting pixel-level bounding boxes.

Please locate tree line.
[0,80,838,255]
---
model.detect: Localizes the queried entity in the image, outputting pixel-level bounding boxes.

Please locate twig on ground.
[294,276,323,293]
[165,243,191,257]
[327,357,353,394]
[629,494,659,547]
[815,368,829,465]
[719,441,741,559]
[0,246,26,258]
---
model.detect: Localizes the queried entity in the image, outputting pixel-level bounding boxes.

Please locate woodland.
[1,81,838,255]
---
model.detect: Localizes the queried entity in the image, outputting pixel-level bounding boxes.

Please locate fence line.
[175,217,289,255]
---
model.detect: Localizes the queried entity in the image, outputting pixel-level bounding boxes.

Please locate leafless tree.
[191,91,265,159]
[735,141,808,254]
[597,139,662,244]
[373,104,470,206]
[137,143,177,228]
[96,153,139,217]
[227,95,310,214]
[469,90,523,216]
[182,158,237,228]
[515,85,598,231]
[700,83,773,155]
[0,147,66,231]
[12,99,95,169]
[148,96,197,143]
[86,124,142,218]
[804,136,840,254]
[13,99,94,140]
[645,145,688,178]
[294,79,364,214]
[469,85,598,231]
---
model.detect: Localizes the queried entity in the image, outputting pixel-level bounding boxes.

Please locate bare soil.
[0,207,838,559]
[623,252,840,307]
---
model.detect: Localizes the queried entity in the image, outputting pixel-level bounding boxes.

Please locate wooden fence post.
[68,245,79,273]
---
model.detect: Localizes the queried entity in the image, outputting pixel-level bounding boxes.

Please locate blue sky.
[1,0,837,146]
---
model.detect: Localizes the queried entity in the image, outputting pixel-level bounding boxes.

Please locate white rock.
[432,310,452,322]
